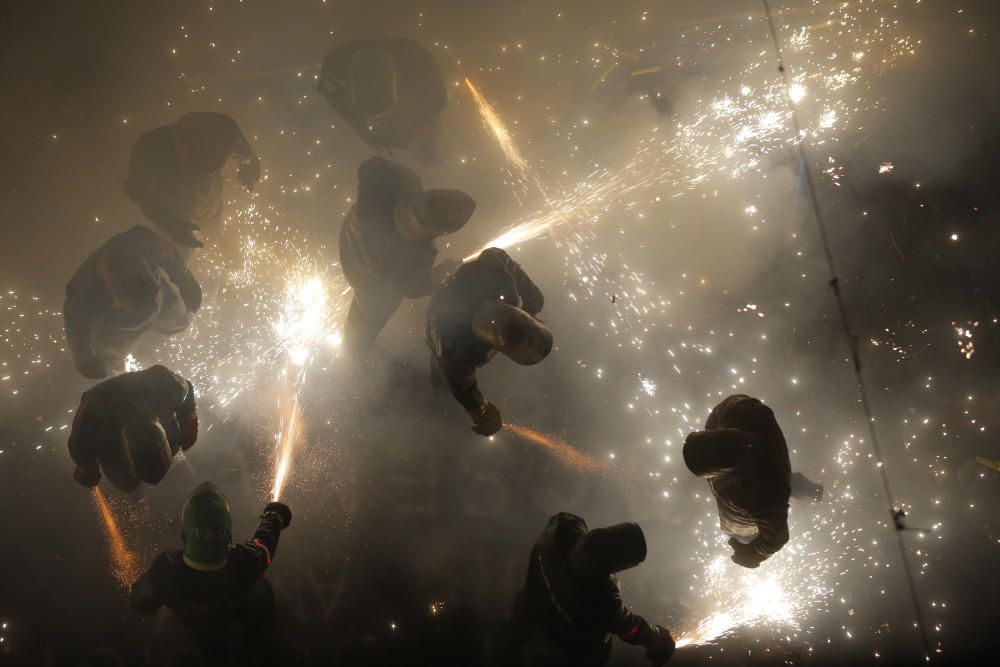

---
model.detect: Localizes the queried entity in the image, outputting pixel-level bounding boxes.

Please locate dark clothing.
[683,394,791,562]
[340,157,439,347]
[426,248,543,411]
[511,513,657,667]
[124,119,252,242]
[67,365,196,492]
[318,39,446,150]
[130,513,283,629]
[63,225,200,378]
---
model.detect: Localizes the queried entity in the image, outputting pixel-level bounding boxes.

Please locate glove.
[646,625,676,665]
[468,401,502,436]
[74,464,102,487]
[263,501,292,528]
[238,157,261,191]
[728,537,764,569]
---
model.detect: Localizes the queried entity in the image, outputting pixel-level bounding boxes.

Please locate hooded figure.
[318,39,448,165]
[130,482,292,632]
[67,365,198,492]
[64,225,201,379]
[340,157,474,349]
[509,513,675,667]
[426,248,550,436]
[124,112,260,249]
[683,394,821,568]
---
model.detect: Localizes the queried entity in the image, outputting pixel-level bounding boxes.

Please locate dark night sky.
[1,1,999,666]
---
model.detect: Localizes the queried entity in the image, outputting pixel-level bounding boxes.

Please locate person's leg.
[344,286,403,350]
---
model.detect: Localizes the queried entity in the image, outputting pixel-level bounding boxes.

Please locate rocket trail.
[92,488,141,590]
[271,391,302,502]
[465,77,529,174]
[504,422,606,475]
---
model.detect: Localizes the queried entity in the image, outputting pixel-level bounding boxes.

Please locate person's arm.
[230,125,261,191]
[479,248,544,315]
[682,428,759,478]
[68,394,103,485]
[244,502,292,576]
[597,580,676,663]
[63,297,106,379]
[438,355,484,413]
[596,579,656,645]
[129,557,166,615]
[750,508,789,560]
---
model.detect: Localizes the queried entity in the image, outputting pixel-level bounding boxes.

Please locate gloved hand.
[74,464,102,487]
[263,501,292,528]
[728,537,764,569]
[646,625,676,665]
[468,401,502,436]
[238,157,261,191]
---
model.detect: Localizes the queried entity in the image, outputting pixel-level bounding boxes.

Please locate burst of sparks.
[92,488,141,590]
[504,422,607,474]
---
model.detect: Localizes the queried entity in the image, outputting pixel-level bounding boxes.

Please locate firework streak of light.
[465,78,552,205]
[465,77,529,175]
[92,488,141,590]
[504,422,606,474]
[271,390,302,501]
[267,272,336,501]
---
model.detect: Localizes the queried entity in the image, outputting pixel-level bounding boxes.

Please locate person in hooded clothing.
[124,111,260,250]
[683,394,823,568]
[130,482,292,633]
[508,513,675,667]
[426,248,551,436]
[68,364,197,492]
[318,39,448,166]
[63,225,201,379]
[340,156,474,349]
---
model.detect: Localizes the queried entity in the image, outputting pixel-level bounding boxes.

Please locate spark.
[271,392,302,501]
[92,488,141,590]
[465,77,528,174]
[504,422,606,474]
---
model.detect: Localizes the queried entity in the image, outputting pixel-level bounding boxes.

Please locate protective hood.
[122,417,172,485]
[394,188,475,241]
[181,481,232,571]
[349,48,398,117]
[568,521,647,579]
[471,300,553,365]
[171,112,239,174]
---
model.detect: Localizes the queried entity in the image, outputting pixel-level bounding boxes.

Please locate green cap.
[181,482,232,571]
